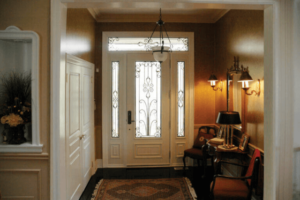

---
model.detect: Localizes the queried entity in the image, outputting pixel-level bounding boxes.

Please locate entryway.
[102,32,194,168]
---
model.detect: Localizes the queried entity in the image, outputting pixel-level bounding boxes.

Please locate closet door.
[81,66,94,186]
[66,54,95,200]
[66,62,84,200]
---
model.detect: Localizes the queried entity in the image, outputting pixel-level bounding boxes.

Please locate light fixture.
[147,9,171,63]
[216,111,241,150]
[208,74,223,91]
[238,67,260,96]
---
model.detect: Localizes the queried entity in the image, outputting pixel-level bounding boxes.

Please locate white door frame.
[51,1,297,200]
[102,32,194,168]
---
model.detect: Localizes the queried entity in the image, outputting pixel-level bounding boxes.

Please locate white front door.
[102,32,194,168]
[126,53,170,166]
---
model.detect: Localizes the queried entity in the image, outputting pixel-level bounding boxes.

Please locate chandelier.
[147,9,172,63]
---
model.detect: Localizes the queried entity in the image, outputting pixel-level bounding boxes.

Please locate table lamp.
[216,111,241,150]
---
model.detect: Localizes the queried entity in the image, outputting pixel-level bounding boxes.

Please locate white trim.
[0,144,43,153]
[50,1,67,200]
[0,26,42,152]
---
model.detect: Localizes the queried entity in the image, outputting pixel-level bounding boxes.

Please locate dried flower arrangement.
[0,72,31,144]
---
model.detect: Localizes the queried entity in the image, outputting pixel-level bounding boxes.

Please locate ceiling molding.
[211,9,230,23]
[87,8,97,20]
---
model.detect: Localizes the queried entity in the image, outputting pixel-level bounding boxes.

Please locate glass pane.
[178,62,185,137]
[109,37,188,52]
[112,62,119,138]
[135,62,161,138]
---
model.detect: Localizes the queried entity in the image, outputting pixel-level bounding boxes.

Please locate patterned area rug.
[91,177,197,200]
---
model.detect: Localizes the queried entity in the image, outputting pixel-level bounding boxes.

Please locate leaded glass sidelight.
[135,62,161,138]
[178,62,185,137]
[112,62,119,138]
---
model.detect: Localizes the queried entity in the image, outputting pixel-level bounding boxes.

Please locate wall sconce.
[208,74,223,92]
[238,67,260,96]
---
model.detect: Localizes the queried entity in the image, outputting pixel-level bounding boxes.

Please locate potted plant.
[0,72,31,144]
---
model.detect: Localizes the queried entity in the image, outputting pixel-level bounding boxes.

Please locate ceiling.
[73,2,265,23]
[88,8,229,23]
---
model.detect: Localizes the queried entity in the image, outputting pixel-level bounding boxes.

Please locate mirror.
[0,26,42,151]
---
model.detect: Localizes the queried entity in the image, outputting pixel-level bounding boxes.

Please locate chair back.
[245,149,261,186]
[193,126,217,148]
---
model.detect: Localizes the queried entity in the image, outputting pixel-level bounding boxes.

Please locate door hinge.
[66,74,68,82]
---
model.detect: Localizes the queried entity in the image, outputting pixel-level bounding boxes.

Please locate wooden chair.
[210,149,261,200]
[183,126,217,176]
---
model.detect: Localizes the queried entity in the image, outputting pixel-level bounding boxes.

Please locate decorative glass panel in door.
[135,62,161,138]
[127,53,170,166]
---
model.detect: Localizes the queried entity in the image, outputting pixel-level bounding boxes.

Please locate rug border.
[91,177,197,200]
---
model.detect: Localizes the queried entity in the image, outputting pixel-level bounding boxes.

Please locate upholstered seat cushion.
[210,177,249,200]
[184,148,203,158]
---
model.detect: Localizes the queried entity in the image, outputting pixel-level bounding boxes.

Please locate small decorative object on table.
[239,133,250,151]
[0,72,31,144]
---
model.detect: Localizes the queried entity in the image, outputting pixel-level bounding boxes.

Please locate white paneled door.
[66,55,94,200]
[126,54,170,166]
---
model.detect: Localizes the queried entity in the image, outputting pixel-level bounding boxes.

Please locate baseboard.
[96,159,103,168]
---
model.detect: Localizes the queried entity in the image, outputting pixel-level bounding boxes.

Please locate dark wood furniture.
[210,149,261,200]
[183,126,217,177]
[206,142,249,174]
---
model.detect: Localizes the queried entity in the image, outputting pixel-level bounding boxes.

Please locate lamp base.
[218,145,238,151]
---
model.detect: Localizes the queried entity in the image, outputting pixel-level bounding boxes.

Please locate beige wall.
[0,0,50,199]
[94,22,216,159]
[214,10,264,150]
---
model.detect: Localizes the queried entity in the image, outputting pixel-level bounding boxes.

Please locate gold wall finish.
[214,10,264,150]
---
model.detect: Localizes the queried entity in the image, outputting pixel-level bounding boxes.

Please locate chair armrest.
[214,174,252,180]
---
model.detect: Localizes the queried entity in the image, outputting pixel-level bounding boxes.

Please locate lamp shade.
[216,111,241,124]
[238,70,253,82]
[152,46,170,62]
[208,74,218,82]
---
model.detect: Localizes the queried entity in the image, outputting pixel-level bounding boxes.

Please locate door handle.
[79,134,86,140]
[128,111,135,124]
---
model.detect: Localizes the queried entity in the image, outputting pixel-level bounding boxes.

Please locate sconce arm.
[244,79,260,96]
[212,81,223,92]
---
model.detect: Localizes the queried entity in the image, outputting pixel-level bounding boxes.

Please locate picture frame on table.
[239,133,250,151]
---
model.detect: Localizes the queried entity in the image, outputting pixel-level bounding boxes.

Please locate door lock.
[128,111,135,124]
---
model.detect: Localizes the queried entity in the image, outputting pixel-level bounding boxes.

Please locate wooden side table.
[206,142,248,174]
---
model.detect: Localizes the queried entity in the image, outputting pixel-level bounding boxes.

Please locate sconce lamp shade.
[208,74,218,82]
[216,111,241,125]
[152,46,170,62]
[238,70,253,82]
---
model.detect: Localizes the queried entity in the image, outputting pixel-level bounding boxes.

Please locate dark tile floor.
[79,166,214,200]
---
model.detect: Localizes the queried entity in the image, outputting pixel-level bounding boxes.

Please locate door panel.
[126,53,170,166]
[81,67,93,186]
[66,63,83,200]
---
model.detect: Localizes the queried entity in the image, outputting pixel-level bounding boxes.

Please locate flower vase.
[9,124,26,144]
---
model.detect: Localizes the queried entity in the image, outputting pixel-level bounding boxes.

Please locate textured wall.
[0,0,50,199]
[94,22,216,159]
[66,9,96,63]
[214,10,264,149]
